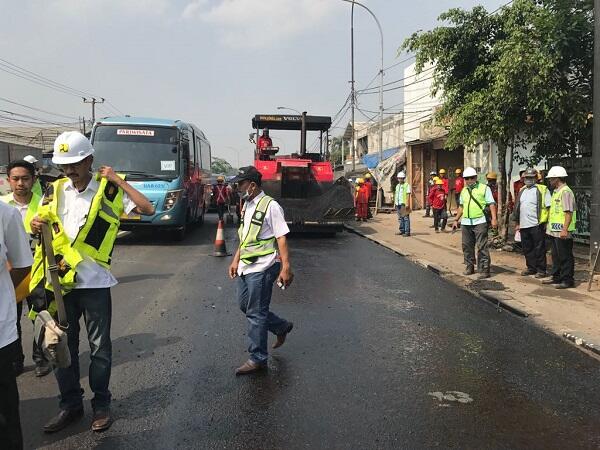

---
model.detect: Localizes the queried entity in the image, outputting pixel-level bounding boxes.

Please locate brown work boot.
[463,266,475,276]
[235,360,266,376]
[91,409,113,432]
[273,323,294,349]
[478,272,491,280]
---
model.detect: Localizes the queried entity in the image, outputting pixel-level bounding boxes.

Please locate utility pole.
[591,0,600,264]
[350,1,356,173]
[82,97,104,124]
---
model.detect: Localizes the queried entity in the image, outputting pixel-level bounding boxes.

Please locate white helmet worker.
[463,167,477,178]
[52,131,94,165]
[23,155,39,164]
[546,166,568,178]
[397,171,406,179]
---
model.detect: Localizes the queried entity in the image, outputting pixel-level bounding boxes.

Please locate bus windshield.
[92,125,180,179]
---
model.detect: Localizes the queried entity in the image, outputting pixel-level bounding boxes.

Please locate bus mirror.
[249,133,256,144]
[171,146,178,154]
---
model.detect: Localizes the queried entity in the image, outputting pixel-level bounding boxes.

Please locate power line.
[0,96,78,120]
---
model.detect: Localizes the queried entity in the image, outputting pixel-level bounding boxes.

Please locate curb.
[478,290,529,318]
[563,333,600,357]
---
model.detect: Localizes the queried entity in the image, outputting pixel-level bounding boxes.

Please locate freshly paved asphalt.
[16,215,600,449]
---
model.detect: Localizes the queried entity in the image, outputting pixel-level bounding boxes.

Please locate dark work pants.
[549,236,575,285]
[216,203,227,221]
[462,223,490,272]
[520,225,547,274]
[14,297,48,367]
[54,288,112,412]
[433,208,447,231]
[0,341,23,450]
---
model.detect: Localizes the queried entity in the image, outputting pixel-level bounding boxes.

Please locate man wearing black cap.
[228,166,294,375]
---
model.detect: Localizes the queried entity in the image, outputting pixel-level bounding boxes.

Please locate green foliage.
[211,157,234,175]
[329,136,344,166]
[402,0,592,161]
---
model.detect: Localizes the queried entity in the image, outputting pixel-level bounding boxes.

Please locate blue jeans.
[236,263,290,365]
[396,204,411,234]
[54,288,112,412]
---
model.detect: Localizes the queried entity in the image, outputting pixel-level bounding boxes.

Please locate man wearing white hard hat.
[29,131,155,433]
[394,171,411,236]
[541,166,576,289]
[452,167,497,278]
[23,154,44,197]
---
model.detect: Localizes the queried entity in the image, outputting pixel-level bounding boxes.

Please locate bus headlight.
[164,190,183,210]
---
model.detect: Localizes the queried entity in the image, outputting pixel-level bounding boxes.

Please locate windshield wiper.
[119,171,172,180]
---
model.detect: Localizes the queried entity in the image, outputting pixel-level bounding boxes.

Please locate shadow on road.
[117,273,174,284]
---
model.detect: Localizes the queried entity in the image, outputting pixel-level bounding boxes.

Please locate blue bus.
[91,116,212,240]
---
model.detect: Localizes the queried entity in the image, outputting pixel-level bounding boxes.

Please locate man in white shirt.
[228,166,294,375]
[0,201,34,450]
[30,131,154,433]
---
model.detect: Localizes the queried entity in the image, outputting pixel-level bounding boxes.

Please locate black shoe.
[542,278,560,285]
[521,269,536,276]
[463,267,475,276]
[555,282,574,289]
[43,408,84,433]
[478,272,491,280]
[395,231,404,235]
[403,233,411,237]
[35,363,52,377]
[535,272,547,279]
[13,361,24,377]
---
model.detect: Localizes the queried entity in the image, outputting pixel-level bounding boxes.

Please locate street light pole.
[341,0,384,211]
[277,106,302,115]
[351,1,356,173]
[591,0,600,265]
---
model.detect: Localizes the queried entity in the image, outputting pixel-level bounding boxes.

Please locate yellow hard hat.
[435,179,444,185]
[455,168,462,174]
[357,178,364,184]
[486,171,497,180]
[433,176,440,182]
[217,176,225,182]
[439,168,446,174]
[364,173,372,179]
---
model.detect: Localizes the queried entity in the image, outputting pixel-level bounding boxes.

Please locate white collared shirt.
[56,177,135,289]
[237,191,289,276]
[0,202,33,349]
[2,193,29,222]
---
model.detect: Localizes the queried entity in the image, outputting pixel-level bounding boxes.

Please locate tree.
[211,157,234,175]
[329,136,344,167]
[402,0,592,238]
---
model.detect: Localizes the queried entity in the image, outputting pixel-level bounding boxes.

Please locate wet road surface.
[17,215,600,449]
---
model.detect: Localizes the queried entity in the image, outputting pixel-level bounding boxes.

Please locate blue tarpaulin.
[361,147,400,169]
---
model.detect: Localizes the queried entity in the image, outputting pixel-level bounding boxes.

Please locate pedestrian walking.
[511,168,551,278]
[542,166,577,289]
[213,176,230,221]
[0,160,52,378]
[354,178,369,222]
[453,168,464,214]
[428,178,448,232]
[438,169,449,195]
[452,167,498,279]
[0,200,33,450]
[30,131,154,433]
[394,171,411,236]
[228,166,294,375]
[424,171,436,217]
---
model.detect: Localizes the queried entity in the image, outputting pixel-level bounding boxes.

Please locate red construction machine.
[250,113,354,232]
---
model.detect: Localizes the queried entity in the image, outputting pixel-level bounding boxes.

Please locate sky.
[0,0,506,168]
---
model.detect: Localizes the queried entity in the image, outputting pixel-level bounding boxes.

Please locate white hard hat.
[546,166,568,178]
[463,167,477,177]
[52,131,94,164]
[397,171,406,178]
[23,155,38,164]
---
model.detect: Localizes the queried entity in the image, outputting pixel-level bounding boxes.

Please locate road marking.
[428,391,473,404]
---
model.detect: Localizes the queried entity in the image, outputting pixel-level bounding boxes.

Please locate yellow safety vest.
[394,182,410,205]
[238,195,277,265]
[460,182,488,219]
[32,179,43,197]
[0,191,41,234]
[517,184,549,224]
[548,185,577,233]
[29,176,125,295]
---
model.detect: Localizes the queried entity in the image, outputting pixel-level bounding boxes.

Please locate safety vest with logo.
[0,191,41,234]
[548,185,577,233]
[238,195,277,264]
[394,182,410,205]
[29,176,125,294]
[517,183,549,224]
[460,182,488,219]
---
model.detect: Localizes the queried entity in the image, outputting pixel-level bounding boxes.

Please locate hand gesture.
[30,216,47,235]
[98,166,120,184]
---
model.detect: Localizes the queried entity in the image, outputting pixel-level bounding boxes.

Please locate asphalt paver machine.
[251,113,354,232]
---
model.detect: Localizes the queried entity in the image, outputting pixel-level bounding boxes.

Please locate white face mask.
[241,184,253,200]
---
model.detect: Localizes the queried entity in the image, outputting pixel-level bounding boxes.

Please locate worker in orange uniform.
[363,173,373,218]
[212,176,230,221]
[453,168,465,215]
[257,129,273,161]
[486,171,499,203]
[354,178,369,221]
[428,178,448,232]
[438,168,449,195]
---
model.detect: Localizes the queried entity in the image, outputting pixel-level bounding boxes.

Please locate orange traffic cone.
[213,219,230,257]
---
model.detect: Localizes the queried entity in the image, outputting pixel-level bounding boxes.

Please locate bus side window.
[195,137,202,171]
[200,140,211,170]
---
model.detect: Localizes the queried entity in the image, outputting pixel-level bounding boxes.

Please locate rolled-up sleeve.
[5,208,33,269]
[268,202,290,238]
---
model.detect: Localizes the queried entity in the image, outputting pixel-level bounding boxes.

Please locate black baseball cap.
[230,166,262,184]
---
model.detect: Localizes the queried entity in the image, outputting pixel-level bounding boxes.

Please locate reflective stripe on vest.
[238,195,277,264]
[461,182,488,219]
[29,176,124,294]
[0,192,41,233]
[549,185,577,232]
